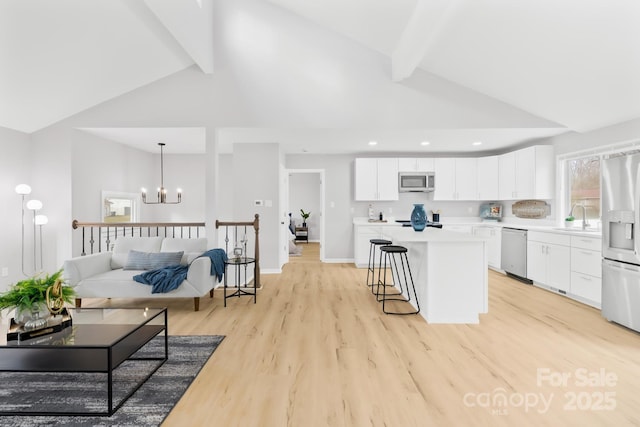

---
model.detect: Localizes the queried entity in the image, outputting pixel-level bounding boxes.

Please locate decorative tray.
[512,200,550,219]
[7,308,73,342]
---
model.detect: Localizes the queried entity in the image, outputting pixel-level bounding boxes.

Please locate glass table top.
[0,307,166,347]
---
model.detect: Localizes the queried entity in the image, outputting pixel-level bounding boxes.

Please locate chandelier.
[142,143,182,204]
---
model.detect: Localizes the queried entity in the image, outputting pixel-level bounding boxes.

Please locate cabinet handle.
[580,275,593,281]
[581,251,593,256]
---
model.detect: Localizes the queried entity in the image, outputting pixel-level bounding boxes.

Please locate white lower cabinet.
[354,225,384,268]
[526,231,602,308]
[569,236,602,308]
[473,225,501,270]
[446,225,473,234]
[570,272,601,306]
[527,231,571,292]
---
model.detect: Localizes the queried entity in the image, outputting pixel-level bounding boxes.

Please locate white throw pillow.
[161,238,208,264]
[161,238,207,253]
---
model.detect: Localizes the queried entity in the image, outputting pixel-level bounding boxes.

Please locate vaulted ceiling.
[1,0,639,154]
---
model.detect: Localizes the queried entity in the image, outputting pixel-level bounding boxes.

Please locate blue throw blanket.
[134,248,228,294]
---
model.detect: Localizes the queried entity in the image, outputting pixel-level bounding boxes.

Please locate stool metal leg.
[366,242,375,289]
[376,248,403,301]
[379,250,420,315]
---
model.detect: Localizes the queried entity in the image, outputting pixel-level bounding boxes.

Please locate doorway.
[287,169,325,262]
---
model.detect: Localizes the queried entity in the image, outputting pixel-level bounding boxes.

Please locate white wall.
[217,153,234,220]
[548,117,640,155]
[289,172,321,241]
[72,131,154,224]
[143,153,206,222]
[3,0,636,272]
[68,131,206,256]
[285,154,353,261]
[232,143,281,272]
[0,127,33,290]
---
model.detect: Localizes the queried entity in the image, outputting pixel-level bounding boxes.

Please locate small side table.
[295,226,309,243]
[223,257,257,306]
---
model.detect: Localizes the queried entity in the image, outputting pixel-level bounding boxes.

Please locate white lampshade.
[15,184,32,195]
[35,214,48,225]
[26,199,43,210]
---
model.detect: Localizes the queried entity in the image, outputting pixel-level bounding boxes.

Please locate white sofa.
[63,236,217,311]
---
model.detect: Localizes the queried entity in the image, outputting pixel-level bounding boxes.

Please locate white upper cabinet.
[515,147,536,199]
[416,158,435,172]
[498,145,554,200]
[434,158,456,200]
[477,155,499,201]
[354,158,399,201]
[398,158,434,172]
[498,152,517,200]
[376,158,400,200]
[355,158,378,200]
[355,145,552,202]
[434,158,477,200]
[455,158,478,200]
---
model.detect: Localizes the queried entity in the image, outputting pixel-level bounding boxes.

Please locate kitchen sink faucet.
[570,203,590,230]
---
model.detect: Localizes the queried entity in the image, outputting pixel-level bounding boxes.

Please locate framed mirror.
[101,191,140,223]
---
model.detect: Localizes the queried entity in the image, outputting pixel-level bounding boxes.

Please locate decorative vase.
[410,204,427,232]
[14,302,49,326]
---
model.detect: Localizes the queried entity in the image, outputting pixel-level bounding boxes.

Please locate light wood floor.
[85,246,640,426]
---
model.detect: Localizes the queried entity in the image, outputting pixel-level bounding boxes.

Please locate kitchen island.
[380,227,488,324]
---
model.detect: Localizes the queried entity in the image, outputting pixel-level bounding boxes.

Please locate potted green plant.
[0,269,74,324]
[564,215,575,228]
[300,209,311,227]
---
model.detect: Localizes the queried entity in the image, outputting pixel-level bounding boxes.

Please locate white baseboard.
[323,258,354,264]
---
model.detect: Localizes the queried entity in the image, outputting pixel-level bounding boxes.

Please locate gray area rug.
[0,335,224,426]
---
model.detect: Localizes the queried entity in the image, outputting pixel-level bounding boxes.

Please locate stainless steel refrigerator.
[602,151,640,332]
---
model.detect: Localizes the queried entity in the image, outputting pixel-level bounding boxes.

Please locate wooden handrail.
[72,220,205,229]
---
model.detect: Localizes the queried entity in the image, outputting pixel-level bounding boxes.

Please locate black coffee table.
[0,307,167,416]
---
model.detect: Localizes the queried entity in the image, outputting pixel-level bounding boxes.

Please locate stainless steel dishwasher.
[501,227,532,283]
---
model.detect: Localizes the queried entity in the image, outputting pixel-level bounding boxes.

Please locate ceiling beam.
[144,0,214,74]
[391,0,459,82]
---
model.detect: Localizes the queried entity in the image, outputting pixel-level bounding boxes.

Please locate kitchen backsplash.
[354,193,556,222]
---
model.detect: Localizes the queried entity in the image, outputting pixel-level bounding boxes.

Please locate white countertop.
[383,226,487,243]
[353,217,602,238]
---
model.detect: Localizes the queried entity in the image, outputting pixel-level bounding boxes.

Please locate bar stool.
[366,239,392,294]
[376,245,420,315]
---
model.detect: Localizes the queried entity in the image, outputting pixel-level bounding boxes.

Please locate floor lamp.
[15,184,32,276]
[35,214,48,272]
[26,199,43,273]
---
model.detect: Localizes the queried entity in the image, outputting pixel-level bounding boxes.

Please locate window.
[565,156,601,221]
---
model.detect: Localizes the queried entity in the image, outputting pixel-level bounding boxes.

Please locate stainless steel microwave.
[398,172,435,192]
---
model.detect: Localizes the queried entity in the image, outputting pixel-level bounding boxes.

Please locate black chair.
[366,239,392,294]
[376,245,420,315]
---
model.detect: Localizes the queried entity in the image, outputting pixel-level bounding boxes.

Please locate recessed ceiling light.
[472,141,482,146]
[368,141,378,146]
[421,141,430,146]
